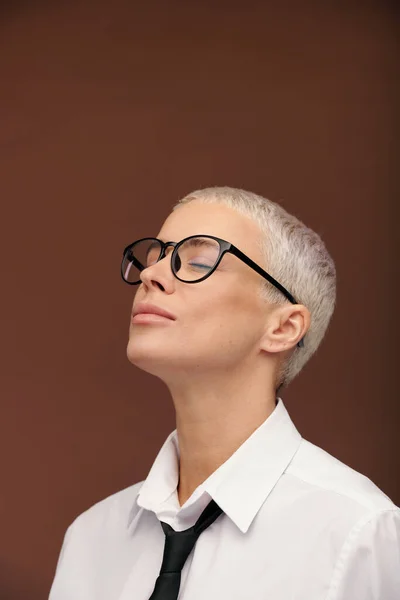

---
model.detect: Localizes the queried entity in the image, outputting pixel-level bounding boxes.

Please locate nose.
[139,246,175,289]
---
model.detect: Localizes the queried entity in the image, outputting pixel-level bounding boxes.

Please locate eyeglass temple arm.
[124,250,145,272]
[231,247,304,349]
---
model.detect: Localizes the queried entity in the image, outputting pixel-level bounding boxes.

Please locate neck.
[166,366,278,507]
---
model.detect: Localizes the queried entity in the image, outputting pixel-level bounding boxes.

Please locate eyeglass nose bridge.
[157,240,178,261]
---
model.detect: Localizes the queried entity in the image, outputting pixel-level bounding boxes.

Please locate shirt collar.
[131,398,302,533]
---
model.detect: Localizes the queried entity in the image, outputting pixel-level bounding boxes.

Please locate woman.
[49,187,400,600]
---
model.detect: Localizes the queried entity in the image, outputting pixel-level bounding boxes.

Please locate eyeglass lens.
[122,237,221,283]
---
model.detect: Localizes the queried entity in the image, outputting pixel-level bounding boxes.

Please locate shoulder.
[286,438,397,515]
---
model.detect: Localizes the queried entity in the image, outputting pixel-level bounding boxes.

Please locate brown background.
[1,1,398,598]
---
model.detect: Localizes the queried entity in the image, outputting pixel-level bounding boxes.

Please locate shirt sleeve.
[48,522,74,598]
[327,508,400,600]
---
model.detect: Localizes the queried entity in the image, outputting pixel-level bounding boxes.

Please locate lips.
[131,313,172,324]
[132,302,176,320]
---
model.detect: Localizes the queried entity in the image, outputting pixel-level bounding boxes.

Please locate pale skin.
[127,200,310,507]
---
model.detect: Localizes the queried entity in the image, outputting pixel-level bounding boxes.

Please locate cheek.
[184,288,262,342]
[220,285,261,317]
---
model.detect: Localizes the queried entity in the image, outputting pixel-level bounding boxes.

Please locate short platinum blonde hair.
[171,186,337,390]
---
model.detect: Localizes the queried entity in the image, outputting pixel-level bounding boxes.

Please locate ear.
[260,304,311,353]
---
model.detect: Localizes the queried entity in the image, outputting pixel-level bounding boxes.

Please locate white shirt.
[49,399,400,600]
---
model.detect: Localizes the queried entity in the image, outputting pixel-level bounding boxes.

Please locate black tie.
[148,498,224,600]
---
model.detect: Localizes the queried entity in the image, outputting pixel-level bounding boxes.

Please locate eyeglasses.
[121,235,304,348]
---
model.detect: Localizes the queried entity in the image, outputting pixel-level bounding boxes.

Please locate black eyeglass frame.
[121,234,304,348]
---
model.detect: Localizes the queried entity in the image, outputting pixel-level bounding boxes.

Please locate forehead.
[158,201,263,257]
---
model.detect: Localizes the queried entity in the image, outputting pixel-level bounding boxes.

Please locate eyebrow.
[183,238,216,248]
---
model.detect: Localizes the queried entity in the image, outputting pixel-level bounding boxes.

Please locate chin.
[126,352,175,380]
[126,340,195,379]
[127,339,168,369]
